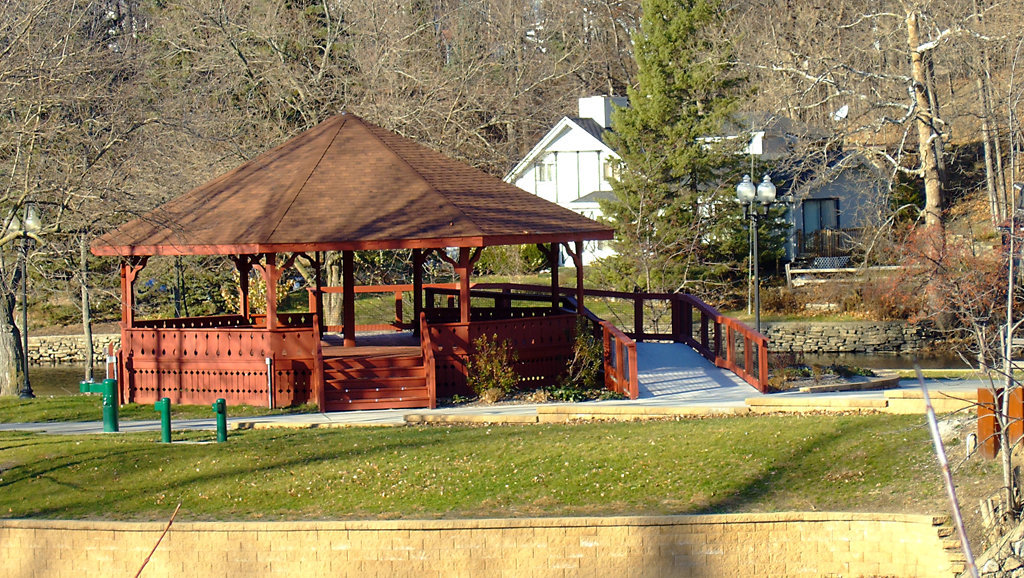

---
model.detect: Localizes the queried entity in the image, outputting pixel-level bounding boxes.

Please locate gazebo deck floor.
[320,332,421,358]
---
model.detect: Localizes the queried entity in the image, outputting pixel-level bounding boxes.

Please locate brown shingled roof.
[92,114,613,257]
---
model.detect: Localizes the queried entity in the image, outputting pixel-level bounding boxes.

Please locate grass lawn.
[0,413,999,524]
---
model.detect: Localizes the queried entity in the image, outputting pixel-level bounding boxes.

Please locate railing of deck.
[474,283,770,393]
[599,320,639,399]
[419,312,437,408]
[319,283,458,332]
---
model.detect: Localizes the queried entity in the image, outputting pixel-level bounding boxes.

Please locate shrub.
[550,318,604,402]
[760,287,800,314]
[474,245,547,276]
[466,334,519,396]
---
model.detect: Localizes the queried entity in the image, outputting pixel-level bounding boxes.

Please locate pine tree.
[597,0,770,296]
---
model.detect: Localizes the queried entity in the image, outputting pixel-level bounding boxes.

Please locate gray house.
[784,152,888,266]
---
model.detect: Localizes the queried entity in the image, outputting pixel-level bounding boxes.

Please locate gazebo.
[92,113,614,411]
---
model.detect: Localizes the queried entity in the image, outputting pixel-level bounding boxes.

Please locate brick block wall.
[0,512,959,577]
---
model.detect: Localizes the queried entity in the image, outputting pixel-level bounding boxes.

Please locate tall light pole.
[736,174,777,334]
[6,206,43,399]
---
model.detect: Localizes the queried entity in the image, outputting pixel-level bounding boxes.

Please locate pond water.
[24,365,98,397]
[796,352,975,370]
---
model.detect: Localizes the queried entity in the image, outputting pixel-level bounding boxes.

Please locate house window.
[536,157,555,182]
[602,158,620,181]
[802,198,839,233]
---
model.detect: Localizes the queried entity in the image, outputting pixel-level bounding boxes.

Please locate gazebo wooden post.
[230,255,255,319]
[456,248,472,324]
[413,249,424,335]
[256,253,281,330]
[343,250,355,346]
[563,240,585,314]
[119,257,148,329]
[451,247,482,324]
[547,244,560,310]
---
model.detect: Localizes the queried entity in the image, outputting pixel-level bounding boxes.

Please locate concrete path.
[0,342,985,435]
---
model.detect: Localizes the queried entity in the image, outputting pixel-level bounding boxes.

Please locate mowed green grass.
[0,414,991,522]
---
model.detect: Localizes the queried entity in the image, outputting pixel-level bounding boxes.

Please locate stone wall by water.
[762,321,930,353]
[27,334,120,365]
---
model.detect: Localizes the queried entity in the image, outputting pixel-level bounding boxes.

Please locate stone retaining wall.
[0,513,960,577]
[27,333,119,365]
[763,321,930,353]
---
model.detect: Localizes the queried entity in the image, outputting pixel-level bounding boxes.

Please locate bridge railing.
[598,319,639,399]
[474,283,770,393]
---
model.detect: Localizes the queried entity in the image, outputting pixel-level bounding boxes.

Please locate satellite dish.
[832,105,849,121]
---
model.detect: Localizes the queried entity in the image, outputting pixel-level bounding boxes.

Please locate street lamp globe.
[756,175,777,204]
[736,174,756,204]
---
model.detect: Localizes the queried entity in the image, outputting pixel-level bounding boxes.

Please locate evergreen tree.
[597,0,780,297]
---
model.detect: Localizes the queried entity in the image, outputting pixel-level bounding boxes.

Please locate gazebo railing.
[424,286,573,323]
[319,283,459,332]
[133,314,253,330]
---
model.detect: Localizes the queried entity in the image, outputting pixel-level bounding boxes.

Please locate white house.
[508,98,885,266]
[504,96,625,264]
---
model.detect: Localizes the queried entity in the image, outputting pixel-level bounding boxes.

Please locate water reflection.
[796,352,975,370]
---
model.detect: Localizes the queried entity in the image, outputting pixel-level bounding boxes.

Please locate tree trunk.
[907,12,945,231]
[325,253,343,327]
[979,73,1000,223]
[973,0,1007,223]
[0,288,21,396]
[80,235,94,382]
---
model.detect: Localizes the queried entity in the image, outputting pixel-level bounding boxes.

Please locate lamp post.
[6,206,42,399]
[736,174,777,334]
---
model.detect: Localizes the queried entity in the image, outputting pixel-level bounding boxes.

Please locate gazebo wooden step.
[325,376,427,391]
[320,344,422,358]
[322,354,424,370]
[325,396,432,411]
[320,350,430,410]
[329,384,428,400]
[325,366,426,380]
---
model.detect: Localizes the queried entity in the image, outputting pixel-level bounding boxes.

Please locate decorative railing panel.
[121,326,317,406]
[428,314,577,396]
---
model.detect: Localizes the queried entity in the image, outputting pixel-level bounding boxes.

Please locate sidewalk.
[0,368,982,436]
[1,341,983,435]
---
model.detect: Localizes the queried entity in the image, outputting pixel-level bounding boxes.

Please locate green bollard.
[212,398,227,443]
[79,378,119,433]
[154,397,171,443]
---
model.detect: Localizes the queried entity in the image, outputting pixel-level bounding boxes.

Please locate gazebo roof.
[92,113,613,257]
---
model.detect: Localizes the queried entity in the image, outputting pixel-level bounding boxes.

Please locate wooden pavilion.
[92,113,614,411]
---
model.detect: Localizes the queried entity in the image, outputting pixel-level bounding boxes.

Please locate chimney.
[578,96,628,129]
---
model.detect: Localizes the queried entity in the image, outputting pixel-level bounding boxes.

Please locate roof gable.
[504,116,618,183]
